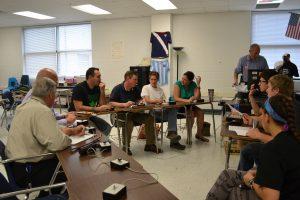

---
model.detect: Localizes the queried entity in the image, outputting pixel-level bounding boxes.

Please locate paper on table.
[70,133,94,145]
[228,126,250,136]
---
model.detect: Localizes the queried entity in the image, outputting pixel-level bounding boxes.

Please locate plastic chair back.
[7,77,19,91]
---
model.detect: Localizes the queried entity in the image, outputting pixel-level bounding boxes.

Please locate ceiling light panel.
[72,4,111,15]
[142,0,177,10]
[13,11,55,20]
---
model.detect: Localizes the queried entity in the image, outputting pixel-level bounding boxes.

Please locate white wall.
[0,27,23,86]
[172,12,251,97]
[0,12,251,97]
[92,17,151,91]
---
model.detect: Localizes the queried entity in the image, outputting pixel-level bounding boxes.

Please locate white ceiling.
[0,0,299,28]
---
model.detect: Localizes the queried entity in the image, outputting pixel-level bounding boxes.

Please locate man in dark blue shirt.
[110,71,162,155]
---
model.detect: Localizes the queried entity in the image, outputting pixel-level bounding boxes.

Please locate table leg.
[160,109,164,149]
[210,102,217,143]
[125,112,129,154]
[153,111,159,153]
[225,139,232,169]
[116,114,121,148]
[185,106,192,145]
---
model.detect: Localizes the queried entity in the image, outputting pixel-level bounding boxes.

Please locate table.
[75,100,217,148]
[220,119,258,169]
[56,134,178,200]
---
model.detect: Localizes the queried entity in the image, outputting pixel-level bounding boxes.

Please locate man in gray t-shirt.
[233,44,269,85]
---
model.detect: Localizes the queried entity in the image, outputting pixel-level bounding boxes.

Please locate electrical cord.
[122,167,159,185]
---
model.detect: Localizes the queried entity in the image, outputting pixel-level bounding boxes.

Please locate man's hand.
[247,128,262,140]
[243,169,256,187]
[232,79,238,87]
[99,82,105,91]
[65,112,76,125]
[249,84,255,97]
[242,113,253,125]
[73,125,85,136]
[155,99,163,104]
[124,101,135,108]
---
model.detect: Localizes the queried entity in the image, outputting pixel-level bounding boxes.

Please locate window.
[251,11,300,75]
[23,24,92,78]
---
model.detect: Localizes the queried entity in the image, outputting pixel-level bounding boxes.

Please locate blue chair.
[7,77,19,91]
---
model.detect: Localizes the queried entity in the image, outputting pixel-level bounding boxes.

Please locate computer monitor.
[294,79,300,93]
[247,69,263,90]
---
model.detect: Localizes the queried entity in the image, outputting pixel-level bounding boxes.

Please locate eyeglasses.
[259,80,267,83]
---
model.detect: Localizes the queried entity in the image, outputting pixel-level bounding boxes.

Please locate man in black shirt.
[110,71,162,155]
[277,53,299,78]
[69,67,112,136]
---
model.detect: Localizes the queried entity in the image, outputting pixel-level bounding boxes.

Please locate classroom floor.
[0,110,240,200]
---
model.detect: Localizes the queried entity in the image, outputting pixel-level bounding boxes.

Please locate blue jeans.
[237,142,264,171]
[152,108,177,132]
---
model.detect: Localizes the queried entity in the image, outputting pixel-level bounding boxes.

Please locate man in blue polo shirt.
[110,71,162,155]
[233,44,269,85]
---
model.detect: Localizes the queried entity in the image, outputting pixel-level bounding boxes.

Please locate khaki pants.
[117,112,155,147]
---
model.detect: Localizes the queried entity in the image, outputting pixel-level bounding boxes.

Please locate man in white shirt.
[141,71,185,150]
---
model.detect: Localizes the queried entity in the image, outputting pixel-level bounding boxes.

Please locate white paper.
[226,103,243,117]
[70,133,94,145]
[228,126,250,136]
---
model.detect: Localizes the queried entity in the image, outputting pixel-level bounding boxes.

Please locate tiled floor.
[0,109,240,200]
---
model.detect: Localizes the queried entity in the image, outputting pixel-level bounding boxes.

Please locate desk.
[220,119,258,169]
[56,134,178,200]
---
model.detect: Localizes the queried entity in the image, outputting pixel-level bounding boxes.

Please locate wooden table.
[56,134,178,200]
[74,100,217,151]
[220,119,258,169]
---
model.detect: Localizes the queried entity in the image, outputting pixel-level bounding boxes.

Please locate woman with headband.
[206,94,300,200]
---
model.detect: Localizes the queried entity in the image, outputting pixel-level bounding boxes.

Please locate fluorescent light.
[142,0,177,10]
[256,0,284,4]
[13,11,55,20]
[72,4,111,15]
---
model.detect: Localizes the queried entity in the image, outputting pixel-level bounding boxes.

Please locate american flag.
[285,13,300,40]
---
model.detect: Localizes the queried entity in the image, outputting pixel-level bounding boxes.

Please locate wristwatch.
[248,179,254,190]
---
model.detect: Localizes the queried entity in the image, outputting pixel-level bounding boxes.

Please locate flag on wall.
[285,13,300,40]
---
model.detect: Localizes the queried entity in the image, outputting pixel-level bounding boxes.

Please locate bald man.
[23,68,76,126]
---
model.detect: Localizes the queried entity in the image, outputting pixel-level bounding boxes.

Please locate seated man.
[6,77,84,196]
[22,68,76,126]
[141,71,185,150]
[69,67,112,137]
[110,71,162,155]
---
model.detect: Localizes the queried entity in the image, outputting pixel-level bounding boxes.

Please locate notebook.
[228,126,250,136]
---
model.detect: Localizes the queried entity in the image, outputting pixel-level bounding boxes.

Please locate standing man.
[69,67,112,136]
[141,71,185,150]
[110,71,162,155]
[277,53,299,78]
[233,44,269,86]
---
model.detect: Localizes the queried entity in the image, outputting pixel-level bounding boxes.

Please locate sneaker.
[122,147,133,156]
[144,144,163,154]
[170,142,186,150]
